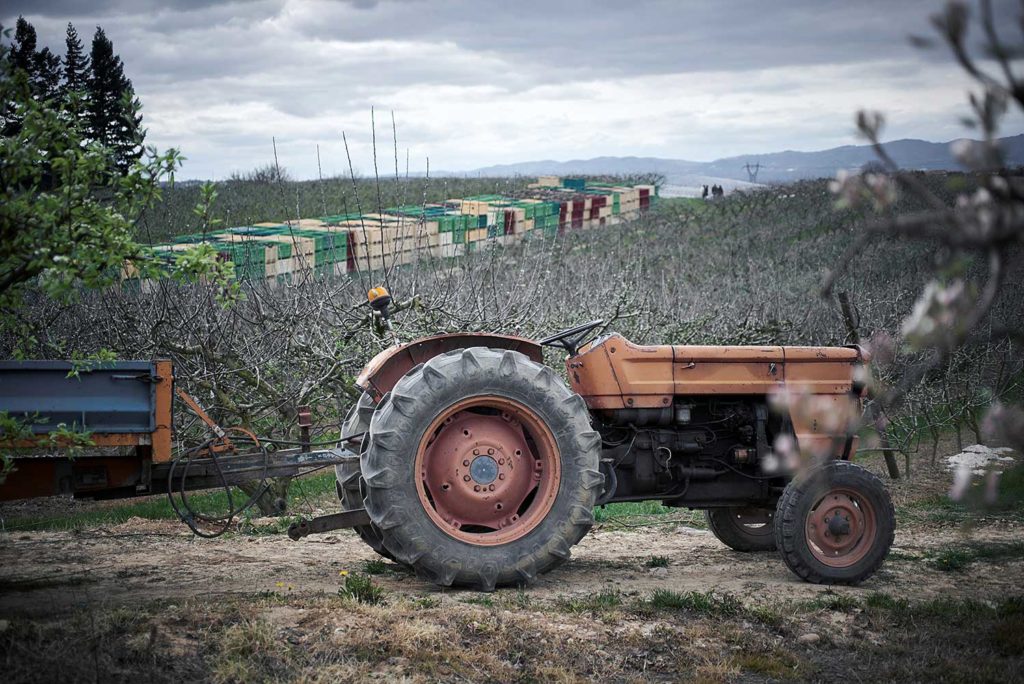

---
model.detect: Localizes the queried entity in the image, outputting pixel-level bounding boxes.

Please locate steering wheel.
[538,319,605,355]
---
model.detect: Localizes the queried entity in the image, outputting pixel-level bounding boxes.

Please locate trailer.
[0,359,365,536]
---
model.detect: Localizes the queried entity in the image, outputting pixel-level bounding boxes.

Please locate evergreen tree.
[87,27,144,174]
[10,17,37,75]
[3,17,38,137]
[31,47,61,102]
[62,23,90,130]
[62,23,89,109]
[8,17,60,102]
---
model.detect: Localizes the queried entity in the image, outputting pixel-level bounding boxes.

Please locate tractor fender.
[356,333,544,402]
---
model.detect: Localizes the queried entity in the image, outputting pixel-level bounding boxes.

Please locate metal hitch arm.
[287,509,373,541]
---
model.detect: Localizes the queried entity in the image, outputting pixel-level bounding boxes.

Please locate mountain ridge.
[460,134,1024,185]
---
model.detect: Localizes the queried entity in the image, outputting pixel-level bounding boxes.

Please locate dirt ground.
[0,509,1020,616]
[1,448,1022,682]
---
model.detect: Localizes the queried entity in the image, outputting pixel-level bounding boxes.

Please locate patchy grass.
[4,590,1024,683]
[0,472,339,532]
[593,500,675,522]
[733,649,807,680]
[643,590,744,618]
[644,555,670,568]
[926,541,1024,571]
[804,589,862,612]
[337,574,386,605]
[897,495,973,525]
[362,558,389,575]
[554,590,622,614]
[410,595,441,610]
[210,618,293,684]
[1,495,185,531]
[865,592,910,611]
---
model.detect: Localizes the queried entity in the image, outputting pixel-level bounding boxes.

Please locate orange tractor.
[0,288,894,590]
[329,292,894,590]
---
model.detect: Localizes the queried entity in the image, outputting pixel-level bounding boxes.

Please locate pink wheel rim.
[415,396,561,545]
[805,487,877,568]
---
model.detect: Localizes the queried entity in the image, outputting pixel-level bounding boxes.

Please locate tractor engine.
[595,397,776,504]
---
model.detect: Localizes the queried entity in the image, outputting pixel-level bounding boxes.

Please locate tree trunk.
[838,291,900,479]
[239,477,291,516]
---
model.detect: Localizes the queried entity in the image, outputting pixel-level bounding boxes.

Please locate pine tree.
[32,47,61,102]
[87,27,144,174]
[10,17,37,75]
[61,23,89,109]
[3,17,38,137]
[8,17,60,102]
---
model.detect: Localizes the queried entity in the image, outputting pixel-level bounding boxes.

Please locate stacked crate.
[138,177,658,283]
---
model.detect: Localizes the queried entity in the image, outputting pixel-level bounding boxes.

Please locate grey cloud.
[3,0,1015,179]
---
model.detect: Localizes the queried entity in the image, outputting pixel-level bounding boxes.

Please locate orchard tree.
[0,33,234,330]
[824,1,1024,495]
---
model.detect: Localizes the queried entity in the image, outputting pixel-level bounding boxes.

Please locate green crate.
[320,213,364,223]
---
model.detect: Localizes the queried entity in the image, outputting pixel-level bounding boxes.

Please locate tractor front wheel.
[361,347,604,590]
[774,460,894,584]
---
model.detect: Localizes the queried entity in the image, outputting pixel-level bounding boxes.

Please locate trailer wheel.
[334,392,397,562]
[705,507,777,552]
[361,347,603,590]
[774,460,894,585]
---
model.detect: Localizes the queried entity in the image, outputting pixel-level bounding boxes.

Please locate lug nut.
[463,459,470,467]
[488,484,495,491]
[498,473,505,480]
[487,448,495,455]
[463,475,471,482]
[474,485,481,492]
[498,458,505,465]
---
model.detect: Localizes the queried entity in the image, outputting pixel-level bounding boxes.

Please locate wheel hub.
[470,455,499,484]
[805,488,877,568]
[420,409,543,533]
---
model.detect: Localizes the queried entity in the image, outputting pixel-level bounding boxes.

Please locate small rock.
[797,633,820,645]
[649,567,669,578]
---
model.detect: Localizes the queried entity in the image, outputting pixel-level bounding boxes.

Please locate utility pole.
[743,161,761,183]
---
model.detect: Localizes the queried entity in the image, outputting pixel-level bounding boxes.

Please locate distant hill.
[462,134,1024,186]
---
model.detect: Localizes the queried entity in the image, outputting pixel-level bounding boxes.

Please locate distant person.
[701,184,708,200]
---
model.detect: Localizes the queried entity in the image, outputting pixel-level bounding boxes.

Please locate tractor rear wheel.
[361,347,604,590]
[774,460,894,584]
[705,507,777,552]
[335,392,397,562]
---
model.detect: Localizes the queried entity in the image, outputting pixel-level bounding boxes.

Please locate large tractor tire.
[334,392,397,562]
[705,507,777,552]
[361,347,604,590]
[774,460,894,585]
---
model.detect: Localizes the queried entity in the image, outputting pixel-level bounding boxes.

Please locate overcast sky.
[5,0,1022,179]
